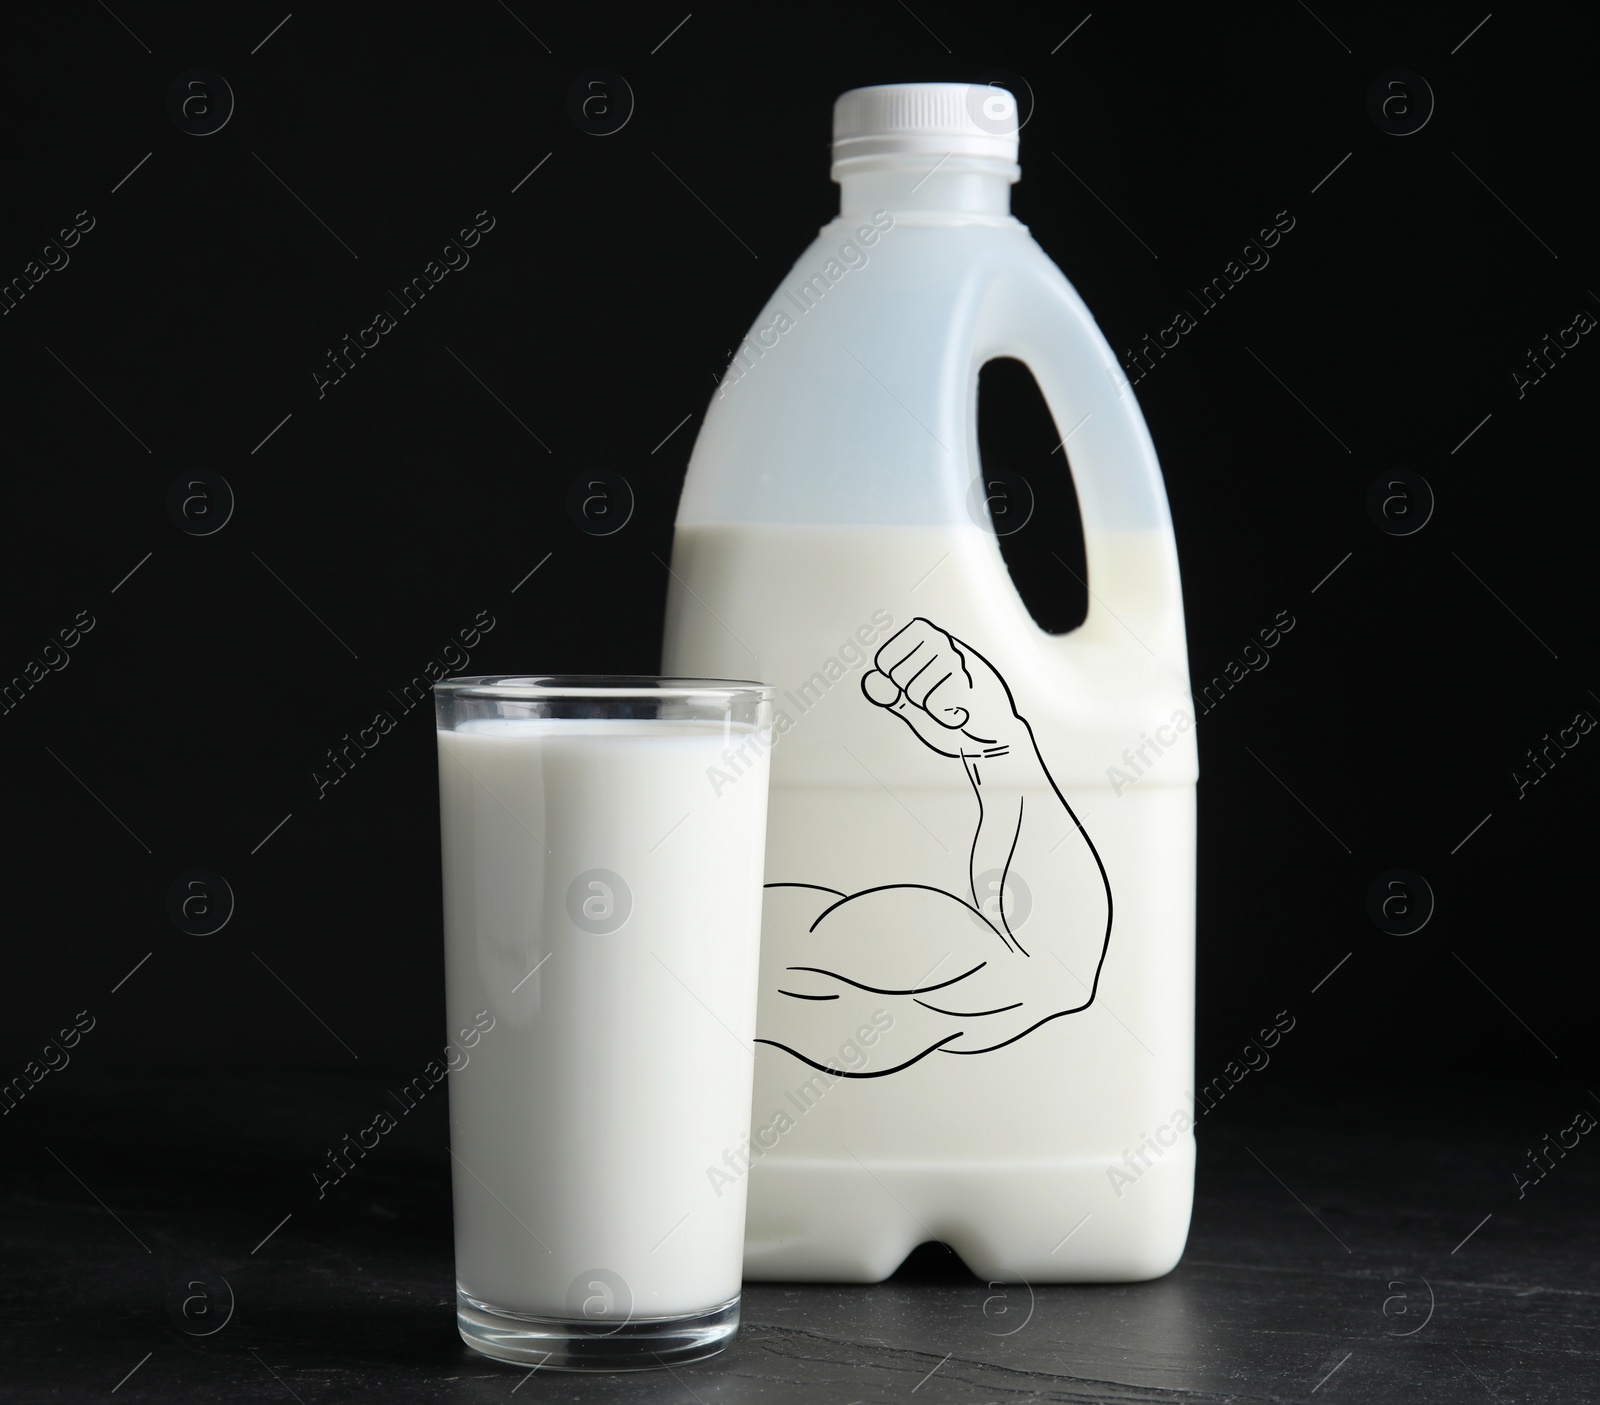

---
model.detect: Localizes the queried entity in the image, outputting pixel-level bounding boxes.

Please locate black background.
[3,2,1596,1110]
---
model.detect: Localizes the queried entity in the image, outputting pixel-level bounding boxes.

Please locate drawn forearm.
[962,742,1048,953]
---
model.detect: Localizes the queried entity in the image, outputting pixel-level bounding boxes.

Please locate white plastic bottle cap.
[831,82,1020,172]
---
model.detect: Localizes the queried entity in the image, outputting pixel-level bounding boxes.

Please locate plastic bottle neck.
[834,155,1018,221]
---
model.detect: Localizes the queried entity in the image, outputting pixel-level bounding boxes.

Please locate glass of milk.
[435,676,774,1370]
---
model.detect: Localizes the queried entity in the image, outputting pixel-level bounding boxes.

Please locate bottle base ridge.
[742,1145,1195,1282]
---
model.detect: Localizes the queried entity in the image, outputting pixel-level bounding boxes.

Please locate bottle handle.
[969,256,1187,669]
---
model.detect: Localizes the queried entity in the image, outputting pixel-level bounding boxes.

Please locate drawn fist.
[861,618,1026,759]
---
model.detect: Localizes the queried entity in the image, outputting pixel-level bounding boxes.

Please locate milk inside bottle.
[662,83,1197,1281]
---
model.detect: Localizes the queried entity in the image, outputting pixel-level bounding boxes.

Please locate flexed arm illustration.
[757,618,1114,1077]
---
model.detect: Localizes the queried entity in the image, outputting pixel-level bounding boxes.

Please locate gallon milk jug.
[662,83,1196,1282]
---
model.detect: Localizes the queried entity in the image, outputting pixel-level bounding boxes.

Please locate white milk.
[437,718,769,1319]
[664,522,1195,1281]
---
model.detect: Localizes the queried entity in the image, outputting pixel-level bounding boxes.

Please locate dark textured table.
[4,1075,1596,1402]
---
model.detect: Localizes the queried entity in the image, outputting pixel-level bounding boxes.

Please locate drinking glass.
[434,676,774,1370]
